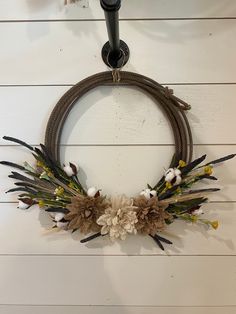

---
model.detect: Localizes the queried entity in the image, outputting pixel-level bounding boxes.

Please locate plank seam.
[1,201,236,204]
[1,144,236,147]
[0,304,235,307]
[1,83,236,87]
[0,254,235,257]
[1,17,236,23]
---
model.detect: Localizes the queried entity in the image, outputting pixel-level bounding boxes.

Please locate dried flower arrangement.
[1,136,235,250]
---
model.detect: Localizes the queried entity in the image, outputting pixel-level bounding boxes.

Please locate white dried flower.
[140,188,157,199]
[87,187,98,197]
[54,213,65,222]
[97,195,138,241]
[63,162,78,177]
[17,200,30,210]
[165,168,182,186]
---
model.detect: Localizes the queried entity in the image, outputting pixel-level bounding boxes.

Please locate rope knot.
[112,69,121,83]
[164,86,174,99]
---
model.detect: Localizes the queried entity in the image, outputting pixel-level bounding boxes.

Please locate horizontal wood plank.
[0,202,235,255]
[0,20,236,84]
[0,146,236,202]
[1,0,236,20]
[1,0,235,311]
[0,85,236,145]
[0,256,235,305]
[0,305,235,314]
[1,145,235,201]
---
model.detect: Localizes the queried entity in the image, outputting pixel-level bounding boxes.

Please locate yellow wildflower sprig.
[176,213,219,229]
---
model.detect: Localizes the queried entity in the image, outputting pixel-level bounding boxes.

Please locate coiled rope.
[45,71,193,180]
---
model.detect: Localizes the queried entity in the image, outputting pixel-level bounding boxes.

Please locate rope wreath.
[1,70,235,250]
[45,71,193,170]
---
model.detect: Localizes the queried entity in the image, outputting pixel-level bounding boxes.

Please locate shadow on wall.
[26,0,91,19]
[38,201,235,255]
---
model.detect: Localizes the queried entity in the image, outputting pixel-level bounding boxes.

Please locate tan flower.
[97,195,138,241]
[134,195,171,236]
[65,195,108,234]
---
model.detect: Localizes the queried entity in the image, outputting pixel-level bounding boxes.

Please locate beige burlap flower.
[97,195,138,241]
[134,195,171,236]
[65,195,108,234]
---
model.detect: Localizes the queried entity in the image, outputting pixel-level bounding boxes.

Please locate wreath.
[1,71,235,250]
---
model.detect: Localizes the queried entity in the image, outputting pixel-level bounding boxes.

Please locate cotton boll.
[174,169,181,176]
[150,190,157,197]
[54,213,65,222]
[87,187,97,197]
[56,221,68,229]
[17,200,29,210]
[140,189,151,199]
[165,168,182,186]
[63,162,78,177]
[140,189,157,199]
[165,168,175,182]
[192,209,203,216]
[63,165,74,177]
[175,175,182,185]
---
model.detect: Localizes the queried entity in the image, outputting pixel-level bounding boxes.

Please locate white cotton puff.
[63,165,74,177]
[165,168,182,185]
[192,209,203,216]
[17,200,29,210]
[140,189,157,199]
[56,221,68,229]
[174,169,181,176]
[150,190,157,197]
[140,189,151,199]
[63,163,78,177]
[165,168,175,182]
[87,187,97,197]
[175,175,182,185]
[54,212,65,222]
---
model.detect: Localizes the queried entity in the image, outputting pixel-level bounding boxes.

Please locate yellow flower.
[178,160,186,168]
[36,161,43,168]
[69,182,75,189]
[166,182,172,189]
[191,215,198,223]
[38,200,45,208]
[47,171,53,178]
[176,187,182,194]
[204,165,213,175]
[54,187,64,196]
[210,220,219,230]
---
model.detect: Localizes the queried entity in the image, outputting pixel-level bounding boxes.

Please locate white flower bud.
[54,213,65,222]
[17,200,29,210]
[63,162,78,177]
[87,187,98,197]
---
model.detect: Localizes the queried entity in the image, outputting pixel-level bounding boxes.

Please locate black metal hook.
[100,0,130,68]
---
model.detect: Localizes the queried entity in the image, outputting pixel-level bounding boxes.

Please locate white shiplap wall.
[0,1,236,313]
